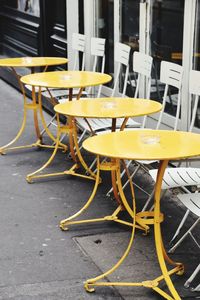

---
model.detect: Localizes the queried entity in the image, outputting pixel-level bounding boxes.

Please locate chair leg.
[192,283,200,292]
[169,209,190,245]
[40,114,57,136]
[142,189,167,212]
[121,165,146,193]
[87,157,98,173]
[141,188,155,211]
[76,128,87,145]
[168,217,200,253]
[184,264,200,289]
[190,231,200,249]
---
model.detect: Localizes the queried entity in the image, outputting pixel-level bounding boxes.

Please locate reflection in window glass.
[18,0,40,16]
[121,0,139,47]
[96,0,114,88]
[121,0,139,97]
[151,0,184,120]
[7,0,40,17]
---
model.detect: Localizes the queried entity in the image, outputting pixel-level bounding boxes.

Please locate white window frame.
[66,0,79,70]
[84,0,95,70]
[181,0,196,131]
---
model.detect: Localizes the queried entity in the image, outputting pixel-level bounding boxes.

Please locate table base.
[60,157,184,300]
[60,158,159,232]
[26,116,97,183]
[84,263,183,300]
[26,163,96,183]
[0,68,67,155]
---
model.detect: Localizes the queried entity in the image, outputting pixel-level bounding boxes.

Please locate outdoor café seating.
[0,38,199,300]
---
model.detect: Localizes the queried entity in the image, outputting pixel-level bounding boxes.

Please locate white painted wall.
[181,0,197,131]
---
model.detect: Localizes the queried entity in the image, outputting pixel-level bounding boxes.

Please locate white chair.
[149,70,200,241]
[26,33,86,98]
[149,69,200,291]
[75,43,136,170]
[74,37,106,144]
[72,32,86,71]
[107,61,184,197]
[169,192,200,253]
[145,70,200,292]
[131,51,153,128]
[170,193,200,292]
[42,33,86,101]
[155,61,183,131]
[76,48,152,137]
[86,37,106,98]
[76,42,133,134]
[105,51,153,197]
[133,60,183,164]
[137,61,183,180]
[39,33,86,137]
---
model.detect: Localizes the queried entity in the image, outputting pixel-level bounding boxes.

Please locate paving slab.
[75,231,199,299]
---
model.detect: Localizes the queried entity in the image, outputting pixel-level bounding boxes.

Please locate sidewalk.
[0,79,199,299]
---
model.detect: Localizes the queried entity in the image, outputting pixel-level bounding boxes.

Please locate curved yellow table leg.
[161,239,184,275]
[60,155,101,231]
[26,113,63,183]
[37,88,67,152]
[31,86,42,142]
[154,160,183,300]
[85,159,137,292]
[68,116,78,164]
[0,68,28,154]
[60,157,139,232]
[111,166,123,206]
[71,119,97,179]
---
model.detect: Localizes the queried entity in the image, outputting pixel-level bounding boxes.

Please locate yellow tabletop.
[54,98,162,118]
[0,57,68,67]
[83,129,200,160]
[20,71,112,89]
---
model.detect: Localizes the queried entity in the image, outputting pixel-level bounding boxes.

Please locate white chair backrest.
[91,37,106,58]
[133,52,153,128]
[133,51,153,99]
[111,42,131,97]
[189,70,200,132]
[88,37,106,97]
[72,33,86,71]
[156,61,183,130]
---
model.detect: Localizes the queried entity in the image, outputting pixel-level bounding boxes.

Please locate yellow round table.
[21,70,111,90]
[53,98,162,229]
[0,56,68,154]
[20,72,112,183]
[55,97,161,131]
[0,57,68,68]
[80,129,200,299]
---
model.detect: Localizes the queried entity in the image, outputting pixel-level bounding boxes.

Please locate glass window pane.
[96,0,114,87]
[16,0,40,17]
[121,0,139,97]
[121,0,139,45]
[151,0,184,120]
